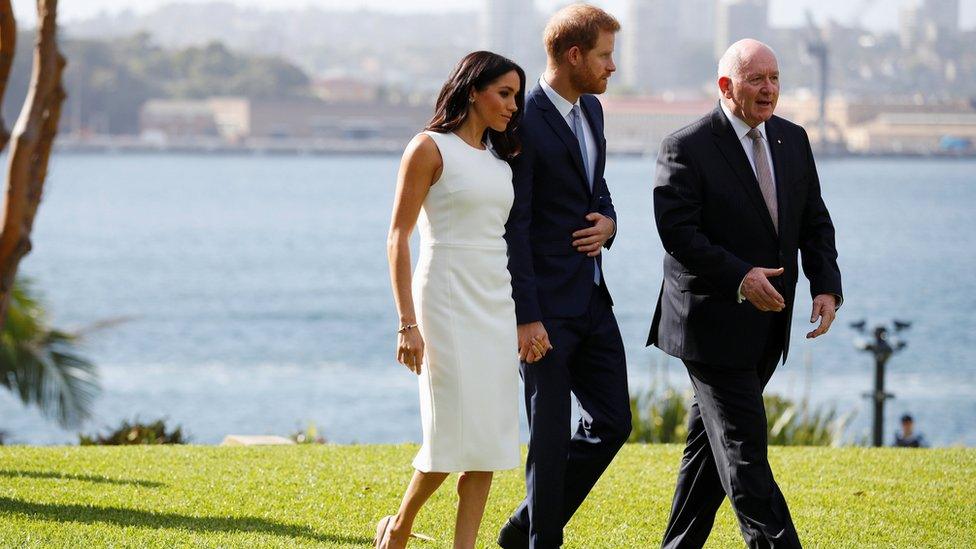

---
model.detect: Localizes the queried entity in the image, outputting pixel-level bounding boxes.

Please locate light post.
[851,320,910,447]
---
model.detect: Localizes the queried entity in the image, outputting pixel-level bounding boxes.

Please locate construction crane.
[802,0,877,153]
[804,10,829,152]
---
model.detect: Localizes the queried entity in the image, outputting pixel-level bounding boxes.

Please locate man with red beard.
[500,4,630,549]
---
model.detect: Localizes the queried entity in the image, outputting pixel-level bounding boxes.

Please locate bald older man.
[648,39,842,548]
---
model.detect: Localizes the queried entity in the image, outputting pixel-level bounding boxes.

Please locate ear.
[566,45,583,66]
[718,76,733,98]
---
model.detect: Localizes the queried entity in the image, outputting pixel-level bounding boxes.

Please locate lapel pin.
[776,139,782,144]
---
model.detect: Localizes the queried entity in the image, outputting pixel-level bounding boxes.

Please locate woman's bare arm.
[386,133,442,372]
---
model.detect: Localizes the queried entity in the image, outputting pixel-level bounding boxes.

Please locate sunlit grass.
[0,445,971,547]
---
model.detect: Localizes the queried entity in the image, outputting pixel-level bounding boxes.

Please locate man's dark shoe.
[497,516,529,549]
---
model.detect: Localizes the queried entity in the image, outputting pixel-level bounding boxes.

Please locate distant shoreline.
[51,140,976,160]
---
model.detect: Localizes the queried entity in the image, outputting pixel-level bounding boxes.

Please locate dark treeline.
[1,32,311,135]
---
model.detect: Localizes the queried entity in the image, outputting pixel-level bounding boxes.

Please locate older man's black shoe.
[497,517,529,549]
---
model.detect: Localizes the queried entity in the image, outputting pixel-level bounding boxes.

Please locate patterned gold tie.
[747,127,778,233]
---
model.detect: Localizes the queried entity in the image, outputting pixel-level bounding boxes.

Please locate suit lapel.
[531,85,591,195]
[765,117,790,238]
[710,106,778,238]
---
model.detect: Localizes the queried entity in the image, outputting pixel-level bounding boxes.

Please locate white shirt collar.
[721,100,766,142]
[540,75,577,119]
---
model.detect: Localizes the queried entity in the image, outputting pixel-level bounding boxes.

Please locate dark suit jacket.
[648,105,842,367]
[505,84,617,323]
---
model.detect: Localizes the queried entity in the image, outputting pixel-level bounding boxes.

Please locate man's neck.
[544,68,581,105]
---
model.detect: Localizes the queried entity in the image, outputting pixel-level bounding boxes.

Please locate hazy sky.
[16,0,976,30]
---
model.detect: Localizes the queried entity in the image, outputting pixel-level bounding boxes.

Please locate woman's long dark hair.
[426,51,526,160]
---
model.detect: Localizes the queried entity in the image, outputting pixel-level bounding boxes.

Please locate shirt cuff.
[737,276,746,303]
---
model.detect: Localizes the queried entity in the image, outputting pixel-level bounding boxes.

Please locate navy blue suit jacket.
[505,84,617,324]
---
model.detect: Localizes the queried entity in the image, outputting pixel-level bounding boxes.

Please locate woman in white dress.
[380,52,544,549]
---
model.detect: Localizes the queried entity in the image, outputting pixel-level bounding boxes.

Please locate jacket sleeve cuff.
[604,217,617,250]
[723,260,753,301]
[515,301,543,325]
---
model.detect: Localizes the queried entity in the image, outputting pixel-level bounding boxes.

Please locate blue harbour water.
[0,153,974,447]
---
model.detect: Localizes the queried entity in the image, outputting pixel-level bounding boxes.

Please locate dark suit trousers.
[661,316,802,549]
[513,289,631,549]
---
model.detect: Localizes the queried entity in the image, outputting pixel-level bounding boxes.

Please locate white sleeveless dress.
[411,130,520,472]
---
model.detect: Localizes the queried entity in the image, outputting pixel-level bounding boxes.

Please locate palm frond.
[0,279,100,428]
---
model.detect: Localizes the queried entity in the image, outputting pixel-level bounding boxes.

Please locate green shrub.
[629,358,856,446]
[764,394,855,447]
[629,385,689,444]
[79,418,187,445]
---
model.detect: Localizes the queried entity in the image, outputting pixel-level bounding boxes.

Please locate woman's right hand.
[518,322,552,364]
[397,327,425,374]
[527,335,549,363]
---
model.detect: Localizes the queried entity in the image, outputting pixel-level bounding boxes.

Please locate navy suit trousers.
[512,288,631,548]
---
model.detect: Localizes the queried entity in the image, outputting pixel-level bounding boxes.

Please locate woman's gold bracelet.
[397,323,418,334]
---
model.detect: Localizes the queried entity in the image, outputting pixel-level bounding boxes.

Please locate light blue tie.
[570,105,592,189]
[570,105,601,286]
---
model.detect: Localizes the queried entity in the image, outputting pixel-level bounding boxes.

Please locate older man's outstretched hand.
[741,267,786,312]
[806,294,838,339]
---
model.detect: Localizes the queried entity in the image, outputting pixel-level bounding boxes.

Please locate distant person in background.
[894,414,927,447]
[382,51,529,549]
[649,38,843,548]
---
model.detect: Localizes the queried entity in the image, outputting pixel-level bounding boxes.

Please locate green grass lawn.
[0,444,972,547]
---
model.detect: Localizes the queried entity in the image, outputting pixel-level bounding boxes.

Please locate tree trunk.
[0,0,14,150]
[0,0,65,329]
